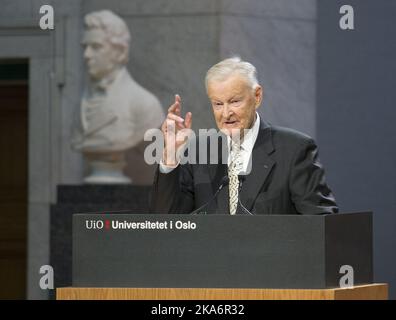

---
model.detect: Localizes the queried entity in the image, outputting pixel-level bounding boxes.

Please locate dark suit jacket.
[150,120,338,215]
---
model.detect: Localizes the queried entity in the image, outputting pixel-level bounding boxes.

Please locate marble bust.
[71,10,164,184]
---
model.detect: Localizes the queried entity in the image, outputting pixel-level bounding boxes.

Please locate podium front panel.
[72,213,372,289]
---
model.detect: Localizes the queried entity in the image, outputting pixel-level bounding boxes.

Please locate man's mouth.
[224,120,237,125]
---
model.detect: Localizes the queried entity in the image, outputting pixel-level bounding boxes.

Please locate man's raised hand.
[161,94,192,166]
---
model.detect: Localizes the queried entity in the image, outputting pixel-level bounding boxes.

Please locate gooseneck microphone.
[190,176,229,215]
[238,175,254,215]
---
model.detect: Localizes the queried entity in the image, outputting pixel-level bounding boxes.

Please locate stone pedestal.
[83,152,132,184]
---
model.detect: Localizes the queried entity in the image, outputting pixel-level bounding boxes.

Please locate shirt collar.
[90,67,124,93]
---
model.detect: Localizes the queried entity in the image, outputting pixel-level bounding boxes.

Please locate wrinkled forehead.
[207,74,252,100]
[81,28,108,45]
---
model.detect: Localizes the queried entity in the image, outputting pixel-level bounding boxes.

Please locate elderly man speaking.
[150,57,338,215]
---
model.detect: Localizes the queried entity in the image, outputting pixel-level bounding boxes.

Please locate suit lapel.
[81,70,127,137]
[81,97,118,136]
[207,121,275,214]
[239,120,275,211]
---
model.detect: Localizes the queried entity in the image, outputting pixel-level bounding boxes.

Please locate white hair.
[84,10,131,64]
[205,57,259,91]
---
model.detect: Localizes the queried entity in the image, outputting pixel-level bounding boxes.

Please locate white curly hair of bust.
[84,10,131,64]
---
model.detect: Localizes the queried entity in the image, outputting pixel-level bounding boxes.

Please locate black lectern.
[72,212,372,289]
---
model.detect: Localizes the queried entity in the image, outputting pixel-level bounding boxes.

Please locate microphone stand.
[238,175,253,215]
[190,176,229,215]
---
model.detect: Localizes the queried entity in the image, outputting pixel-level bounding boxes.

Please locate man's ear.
[255,85,263,109]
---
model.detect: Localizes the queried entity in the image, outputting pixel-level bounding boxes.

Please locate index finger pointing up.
[168,94,182,114]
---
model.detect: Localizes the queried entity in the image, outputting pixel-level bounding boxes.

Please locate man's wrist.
[159,160,179,174]
[162,146,183,167]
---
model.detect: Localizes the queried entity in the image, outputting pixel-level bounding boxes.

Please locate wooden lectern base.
[57,284,388,300]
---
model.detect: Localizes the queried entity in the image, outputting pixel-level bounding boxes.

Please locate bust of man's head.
[82,10,131,81]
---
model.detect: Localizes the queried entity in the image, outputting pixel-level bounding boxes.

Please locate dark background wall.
[317,0,396,298]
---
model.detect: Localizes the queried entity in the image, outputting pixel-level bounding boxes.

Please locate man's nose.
[222,104,231,118]
[84,47,92,60]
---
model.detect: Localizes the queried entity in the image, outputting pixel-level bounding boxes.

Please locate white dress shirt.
[226,113,260,175]
[160,113,261,174]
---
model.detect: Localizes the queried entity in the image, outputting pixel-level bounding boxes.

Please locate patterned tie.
[228,142,242,215]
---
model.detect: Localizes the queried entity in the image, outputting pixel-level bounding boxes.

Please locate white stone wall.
[220,0,317,137]
[0,0,84,299]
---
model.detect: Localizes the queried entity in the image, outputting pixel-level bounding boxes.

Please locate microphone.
[238,175,254,215]
[190,176,229,215]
